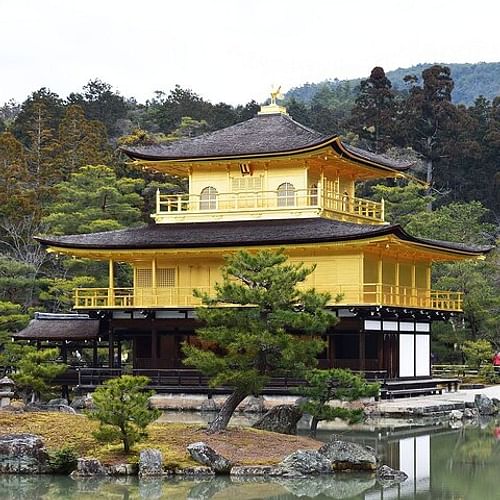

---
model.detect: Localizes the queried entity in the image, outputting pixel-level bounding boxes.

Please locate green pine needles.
[297,368,380,437]
[89,375,160,453]
[183,248,338,432]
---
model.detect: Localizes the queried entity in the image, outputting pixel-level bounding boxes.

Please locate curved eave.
[121,135,340,162]
[123,136,409,177]
[34,226,490,260]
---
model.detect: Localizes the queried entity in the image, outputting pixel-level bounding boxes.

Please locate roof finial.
[258,85,288,116]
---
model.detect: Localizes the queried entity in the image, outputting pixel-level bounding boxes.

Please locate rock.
[0,433,50,474]
[70,395,94,410]
[107,463,138,476]
[200,397,217,412]
[138,448,163,477]
[492,398,500,407]
[230,465,282,476]
[186,442,232,474]
[174,466,215,476]
[474,394,497,415]
[318,438,378,471]
[463,408,479,419]
[47,398,68,407]
[24,402,77,414]
[252,405,303,435]
[279,476,376,498]
[377,464,408,487]
[279,450,332,476]
[237,395,265,413]
[138,478,164,499]
[449,409,463,420]
[71,457,107,477]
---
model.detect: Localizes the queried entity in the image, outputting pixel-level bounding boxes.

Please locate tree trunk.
[207,389,247,433]
[425,149,433,212]
[310,416,320,438]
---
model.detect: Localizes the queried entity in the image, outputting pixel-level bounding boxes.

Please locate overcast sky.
[1,0,499,106]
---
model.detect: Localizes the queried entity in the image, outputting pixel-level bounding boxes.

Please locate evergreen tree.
[398,65,457,206]
[350,67,397,152]
[183,249,337,432]
[297,368,379,437]
[42,165,144,235]
[0,132,34,219]
[0,300,30,346]
[55,105,112,178]
[11,347,67,402]
[67,79,128,136]
[90,375,160,453]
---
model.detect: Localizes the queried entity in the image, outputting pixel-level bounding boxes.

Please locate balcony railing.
[74,284,462,311]
[154,188,385,224]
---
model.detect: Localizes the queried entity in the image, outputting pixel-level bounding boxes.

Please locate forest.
[0,64,498,363]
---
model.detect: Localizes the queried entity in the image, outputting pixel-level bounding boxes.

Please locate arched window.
[309,183,318,206]
[277,182,295,207]
[199,186,217,210]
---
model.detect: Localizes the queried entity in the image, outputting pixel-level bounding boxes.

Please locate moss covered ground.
[0,411,321,468]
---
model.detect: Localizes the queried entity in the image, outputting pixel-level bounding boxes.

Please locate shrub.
[89,375,160,453]
[48,447,78,474]
[462,339,492,370]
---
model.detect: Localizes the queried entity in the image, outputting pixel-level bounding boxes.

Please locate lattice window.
[231,176,263,192]
[157,268,176,288]
[200,186,217,210]
[277,182,295,207]
[135,268,152,288]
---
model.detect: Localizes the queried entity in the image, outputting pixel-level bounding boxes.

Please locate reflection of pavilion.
[344,425,449,499]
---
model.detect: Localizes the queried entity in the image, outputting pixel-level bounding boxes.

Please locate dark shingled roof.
[35,218,490,255]
[122,113,409,171]
[13,318,100,340]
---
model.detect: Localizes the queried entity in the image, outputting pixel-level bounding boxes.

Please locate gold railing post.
[156,188,161,213]
[108,259,114,307]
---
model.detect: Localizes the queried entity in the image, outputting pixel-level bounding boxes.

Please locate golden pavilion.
[16,97,489,395]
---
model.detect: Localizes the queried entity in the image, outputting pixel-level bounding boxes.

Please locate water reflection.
[1,421,500,499]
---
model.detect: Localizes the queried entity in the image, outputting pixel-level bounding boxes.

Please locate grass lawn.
[0,411,321,468]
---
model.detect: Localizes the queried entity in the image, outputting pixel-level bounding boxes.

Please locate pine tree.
[183,249,337,432]
[297,368,379,437]
[0,132,34,219]
[90,375,160,453]
[350,67,397,153]
[11,347,67,402]
[42,165,144,235]
[399,65,457,206]
[56,105,112,179]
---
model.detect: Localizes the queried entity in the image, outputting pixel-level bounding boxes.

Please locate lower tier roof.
[35,218,490,256]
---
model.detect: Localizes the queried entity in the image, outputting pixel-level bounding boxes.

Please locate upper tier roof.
[122,113,409,171]
[35,218,490,256]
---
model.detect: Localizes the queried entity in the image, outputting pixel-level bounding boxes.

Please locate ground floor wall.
[105,312,432,380]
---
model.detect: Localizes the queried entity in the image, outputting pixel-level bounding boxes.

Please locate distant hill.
[286,62,500,107]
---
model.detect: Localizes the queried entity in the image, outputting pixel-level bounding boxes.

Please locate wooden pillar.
[93,339,98,367]
[395,261,400,305]
[117,338,122,368]
[108,327,114,368]
[319,167,324,207]
[426,264,432,308]
[108,258,114,307]
[377,254,383,303]
[359,333,365,372]
[151,319,158,365]
[152,257,157,307]
[411,261,416,307]
[61,342,68,363]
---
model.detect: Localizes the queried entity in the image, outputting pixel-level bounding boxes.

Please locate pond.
[1,416,500,499]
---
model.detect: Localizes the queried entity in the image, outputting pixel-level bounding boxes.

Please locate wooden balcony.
[74,284,462,311]
[152,188,385,224]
